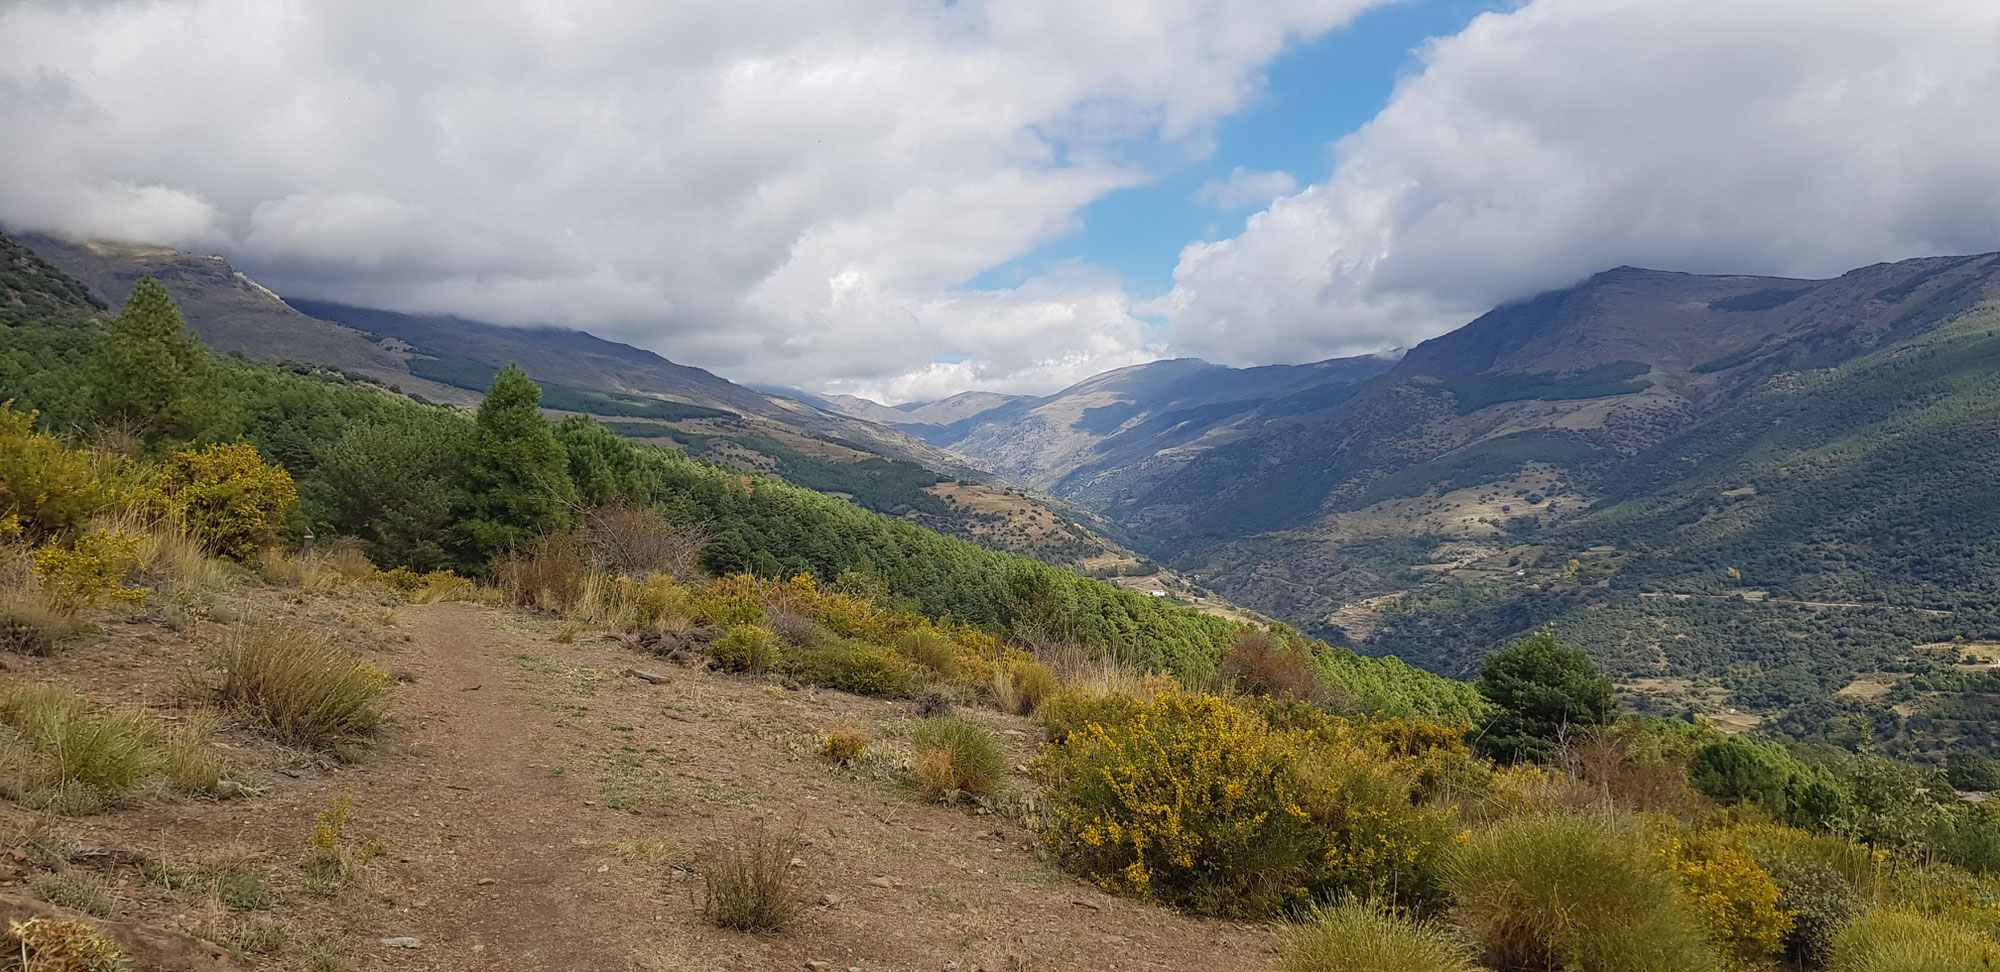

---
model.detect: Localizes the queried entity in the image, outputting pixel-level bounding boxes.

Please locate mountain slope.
[828,354,1399,510]
[6,231,1182,576]
[907,252,2000,751]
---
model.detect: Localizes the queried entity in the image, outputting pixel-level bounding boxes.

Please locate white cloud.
[0,0,1383,396]
[1194,167,1299,210]
[1162,0,2000,366]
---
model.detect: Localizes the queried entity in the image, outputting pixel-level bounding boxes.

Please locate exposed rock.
[0,894,234,971]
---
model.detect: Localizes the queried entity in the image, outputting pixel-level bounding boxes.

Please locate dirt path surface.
[3,597,1270,972]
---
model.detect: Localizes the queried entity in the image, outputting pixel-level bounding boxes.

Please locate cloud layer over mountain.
[1158,0,2000,366]
[5,0,1999,400]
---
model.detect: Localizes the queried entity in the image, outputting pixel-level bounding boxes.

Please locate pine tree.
[455,365,576,561]
[1472,626,1616,763]
[92,277,206,441]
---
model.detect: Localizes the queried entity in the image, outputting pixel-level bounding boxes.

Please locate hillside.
[825,354,1398,507]
[9,232,1176,576]
[5,220,1998,972]
[895,254,2000,752]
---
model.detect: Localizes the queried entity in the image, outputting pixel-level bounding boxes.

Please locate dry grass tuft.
[212,624,389,748]
[699,823,806,932]
[158,710,231,796]
[991,656,1059,716]
[0,589,74,656]
[0,683,159,813]
[319,538,376,580]
[909,717,1006,801]
[1279,901,1479,972]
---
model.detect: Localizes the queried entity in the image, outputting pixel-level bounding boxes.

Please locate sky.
[4,0,2000,404]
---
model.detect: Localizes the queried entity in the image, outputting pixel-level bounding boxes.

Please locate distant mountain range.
[835,253,2000,756]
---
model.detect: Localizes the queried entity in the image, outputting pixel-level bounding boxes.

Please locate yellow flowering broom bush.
[158,443,297,561]
[1035,690,1458,917]
[1663,833,1794,971]
[32,529,147,611]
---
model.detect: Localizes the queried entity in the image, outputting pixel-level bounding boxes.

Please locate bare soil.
[0,592,1269,971]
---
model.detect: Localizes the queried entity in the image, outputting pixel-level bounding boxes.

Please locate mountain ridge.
[7,231,1199,581]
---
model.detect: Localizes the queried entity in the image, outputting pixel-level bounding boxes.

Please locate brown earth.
[0,593,1270,971]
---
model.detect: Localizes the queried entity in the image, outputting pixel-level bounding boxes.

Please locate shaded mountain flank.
[854,254,2000,754]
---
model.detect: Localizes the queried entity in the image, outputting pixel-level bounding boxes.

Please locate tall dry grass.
[909,717,1006,801]
[1448,813,1721,972]
[1278,901,1479,972]
[1829,908,2000,971]
[212,624,390,748]
[699,823,806,931]
[0,682,159,812]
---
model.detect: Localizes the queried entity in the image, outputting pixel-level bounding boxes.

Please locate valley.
[842,256,2000,758]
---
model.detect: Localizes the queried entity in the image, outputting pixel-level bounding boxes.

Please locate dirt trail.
[340,603,1266,971]
[355,603,643,967]
[3,597,1265,970]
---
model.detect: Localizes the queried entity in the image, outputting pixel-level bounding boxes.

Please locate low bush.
[1828,908,2000,971]
[1279,901,1478,972]
[1448,814,1722,972]
[1037,691,1455,916]
[1033,672,1176,744]
[32,530,146,612]
[818,727,869,766]
[581,502,709,579]
[1663,833,1793,971]
[157,442,298,561]
[699,824,805,932]
[912,686,957,719]
[1220,629,1325,702]
[0,682,159,812]
[894,628,959,676]
[766,606,832,649]
[778,641,914,697]
[991,652,1058,715]
[1926,801,2000,876]
[909,717,1006,800]
[492,532,589,611]
[0,403,128,537]
[1765,856,1861,968]
[710,626,781,674]
[614,573,692,628]
[213,624,389,747]
[376,566,475,603]
[0,590,72,656]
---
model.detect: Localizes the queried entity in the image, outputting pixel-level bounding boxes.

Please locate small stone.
[789,857,807,868]
[818,893,843,908]
[380,937,423,949]
[476,878,497,885]
[805,962,831,971]
[1001,729,1025,737]
[865,876,904,889]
